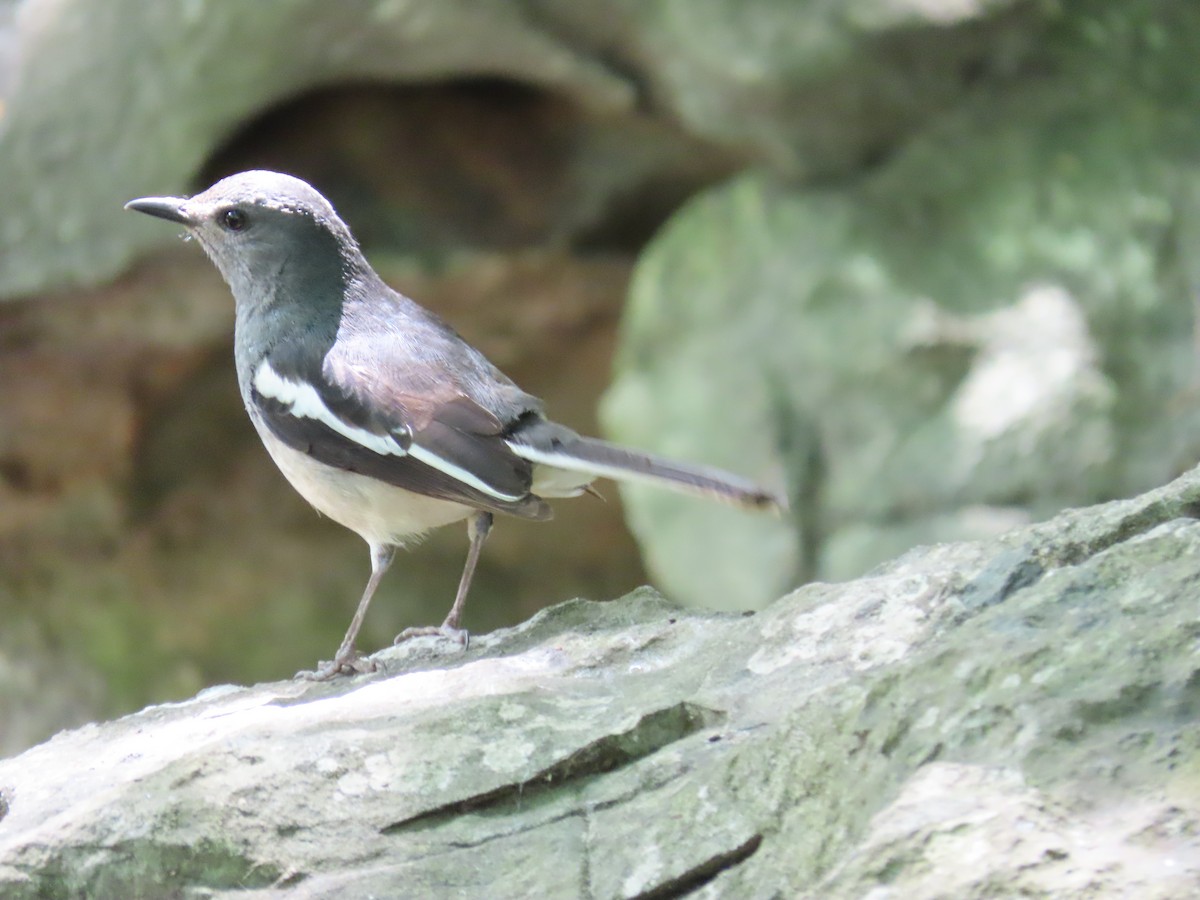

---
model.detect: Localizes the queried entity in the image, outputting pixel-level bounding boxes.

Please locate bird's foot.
[393,624,470,649]
[296,650,378,681]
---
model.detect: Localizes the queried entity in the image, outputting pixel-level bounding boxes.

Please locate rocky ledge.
[2,468,1200,899]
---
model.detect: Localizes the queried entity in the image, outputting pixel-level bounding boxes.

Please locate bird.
[125,170,784,679]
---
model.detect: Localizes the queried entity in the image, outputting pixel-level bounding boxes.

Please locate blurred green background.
[2,0,1200,754]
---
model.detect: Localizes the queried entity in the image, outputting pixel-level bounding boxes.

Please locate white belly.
[257,425,473,546]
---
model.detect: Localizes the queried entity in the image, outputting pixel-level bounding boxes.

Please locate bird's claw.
[296,651,378,681]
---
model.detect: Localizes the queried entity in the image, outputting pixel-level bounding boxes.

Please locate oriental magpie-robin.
[126,171,783,679]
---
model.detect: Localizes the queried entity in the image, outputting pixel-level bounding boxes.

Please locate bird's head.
[125,170,362,306]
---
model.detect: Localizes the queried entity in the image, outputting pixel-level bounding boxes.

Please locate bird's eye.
[219,208,249,232]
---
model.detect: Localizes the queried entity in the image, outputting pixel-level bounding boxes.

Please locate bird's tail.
[508,430,785,513]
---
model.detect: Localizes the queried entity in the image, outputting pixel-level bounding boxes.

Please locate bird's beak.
[124,196,194,225]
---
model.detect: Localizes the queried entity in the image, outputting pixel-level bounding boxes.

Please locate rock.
[603,4,1200,606]
[198,81,742,257]
[2,467,1199,897]
[0,0,1040,298]
[814,761,1195,899]
[0,0,635,297]
[550,0,1029,172]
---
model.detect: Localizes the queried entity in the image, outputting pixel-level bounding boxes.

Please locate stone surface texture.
[0,0,1028,296]
[603,2,1200,606]
[2,468,1199,898]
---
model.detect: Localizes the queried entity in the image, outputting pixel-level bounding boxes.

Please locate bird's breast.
[248,408,472,545]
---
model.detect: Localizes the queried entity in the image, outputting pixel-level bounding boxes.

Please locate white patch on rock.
[748,568,948,676]
[621,842,664,897]
[482,738,536,773]
[951,283,1113,454]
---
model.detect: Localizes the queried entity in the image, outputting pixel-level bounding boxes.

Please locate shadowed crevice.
[630,833,764,900]
[382,701,724,834]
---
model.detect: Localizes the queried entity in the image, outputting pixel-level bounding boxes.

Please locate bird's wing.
[248,342,550,520]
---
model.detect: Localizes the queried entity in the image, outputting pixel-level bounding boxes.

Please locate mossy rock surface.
[3,469,1200,897]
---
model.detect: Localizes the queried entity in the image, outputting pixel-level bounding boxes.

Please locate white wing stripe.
[255,359,527,503]
[408,445,526,502]
[253,359,409,457]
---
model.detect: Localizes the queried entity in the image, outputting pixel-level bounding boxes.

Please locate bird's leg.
[442,511,493,633]
[300,542,395,680]
[395,511,493,648]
